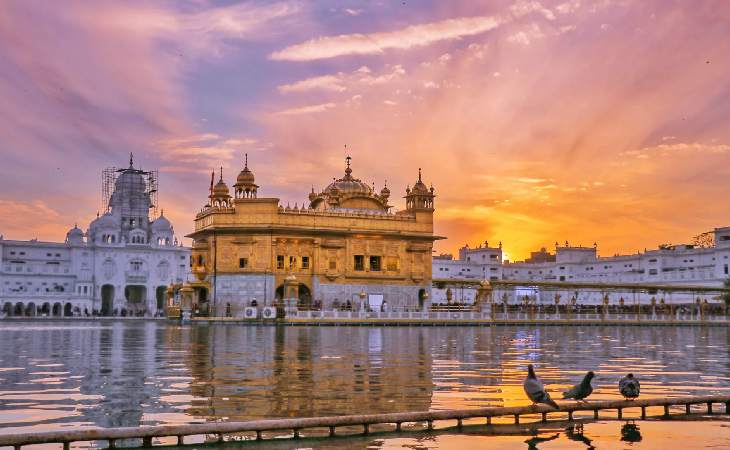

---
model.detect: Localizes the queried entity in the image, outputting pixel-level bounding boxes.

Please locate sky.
[1,0,730,261]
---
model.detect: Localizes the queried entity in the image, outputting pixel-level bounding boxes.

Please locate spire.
[344,156,353,179]
[129,152,134,167]
[418,168,422,183]
[245,153,248,169]
[219,167,223,181]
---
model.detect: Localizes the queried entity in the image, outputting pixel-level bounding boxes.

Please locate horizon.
[1,0,729,260]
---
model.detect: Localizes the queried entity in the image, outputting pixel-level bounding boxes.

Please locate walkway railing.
[1,395,728,449]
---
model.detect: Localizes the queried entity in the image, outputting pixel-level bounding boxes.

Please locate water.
[1,322,729,449]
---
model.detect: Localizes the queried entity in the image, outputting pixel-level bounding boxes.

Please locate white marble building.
[0,157,190,317]
[432,227,730,305]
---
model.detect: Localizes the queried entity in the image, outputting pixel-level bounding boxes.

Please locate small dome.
[380,181,390,197]
[66,224,85,243]
[151,212,172,231]
[412,168,429,194]
[237,155,255,184]
[213,178,229,195]
[96,212,118,229]
[480,279,491,287]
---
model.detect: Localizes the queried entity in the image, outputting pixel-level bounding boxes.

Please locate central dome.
[309,157,389,212]
[324,168,373,196]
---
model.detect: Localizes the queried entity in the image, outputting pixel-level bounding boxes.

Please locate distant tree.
[692,231,715,248]
[658,243,674,250]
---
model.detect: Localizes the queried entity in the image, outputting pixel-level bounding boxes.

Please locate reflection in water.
[621,421,643,442]
[0,323,729,449]
[524,433,559,449]
[565,423,595,449]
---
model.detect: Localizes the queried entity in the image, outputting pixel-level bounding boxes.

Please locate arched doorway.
[124,286,147,303]
[198,287,208,303]
[27,302,36,316]
[274,284,312,305]
[14,302,24,316]
[64,303,73,317]
[156,286,166,312]
[298,285,312,307]
[52,302,62,316]
[418,289,427,311]
[3,302,11,316]
[101,285,114,316]
[41,303,50,316]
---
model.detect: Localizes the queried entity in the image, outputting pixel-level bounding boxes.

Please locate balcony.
[192,266,207,281]
[125,270,149,283]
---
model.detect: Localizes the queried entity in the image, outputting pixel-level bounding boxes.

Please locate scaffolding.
[102,167,159,220]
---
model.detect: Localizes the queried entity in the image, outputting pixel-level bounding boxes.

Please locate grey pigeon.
[563,371,595,402]
[619,373,640,399]
[523,364,559,409]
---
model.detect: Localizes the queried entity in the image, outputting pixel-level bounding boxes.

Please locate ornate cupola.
[210,167,232,208]
[309,157,391,211]
[233,153,258,199]
[404,168,435,211]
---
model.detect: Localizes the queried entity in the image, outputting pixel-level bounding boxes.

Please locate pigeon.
[563,371,595,402]
[523,364,559,409]
[619,373,640,399]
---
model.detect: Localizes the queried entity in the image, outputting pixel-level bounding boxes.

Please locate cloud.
[383,100,397,105]
[0,200,71,241]
[275,103,337,115]
[269,15,503,61]
[510,0,556,21]
[278,75,346,93]
[344,9,362,16]
[625,142,730,157]
[153,134,257,172]
[508,23,545,45]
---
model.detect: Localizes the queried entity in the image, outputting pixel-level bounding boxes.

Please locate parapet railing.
[0,395,728,449]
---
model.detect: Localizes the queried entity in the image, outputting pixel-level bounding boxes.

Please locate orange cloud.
[269,15,504,61]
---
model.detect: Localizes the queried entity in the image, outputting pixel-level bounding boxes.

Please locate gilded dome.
[412,168,429,194]
[324,158,372,195]
[212,168,230,196]
[236,154,255,184]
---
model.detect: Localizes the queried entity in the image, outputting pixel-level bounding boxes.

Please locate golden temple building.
[186,156,442,313]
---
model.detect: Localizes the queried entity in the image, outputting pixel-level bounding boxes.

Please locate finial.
[220,167,223,180]
[245,153,248,168]
[129,152,134,167]
[384,180,388,188]
[346,155,351,168]
[160,209,164,217]
[311,185,314,193]
[418,168,422,183]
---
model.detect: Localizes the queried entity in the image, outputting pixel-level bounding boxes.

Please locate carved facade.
[186,156,442,312]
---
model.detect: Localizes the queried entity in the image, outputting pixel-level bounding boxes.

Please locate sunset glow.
[1,0,729,260]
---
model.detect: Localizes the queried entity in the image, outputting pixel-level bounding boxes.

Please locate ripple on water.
[0,322,728,449]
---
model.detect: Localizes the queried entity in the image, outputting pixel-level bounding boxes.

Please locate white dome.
[95,212,118,229]
[115,166,146,193]
[65,224,85,244]
[151,213,172,231]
